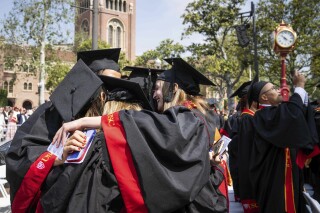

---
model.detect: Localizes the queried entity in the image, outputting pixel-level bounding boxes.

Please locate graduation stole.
[182,101,197,109]
[241,108,255,116]
[284,148,296,213]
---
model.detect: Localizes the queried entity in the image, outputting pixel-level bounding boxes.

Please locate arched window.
[3,81,8,90]
[115,0,118,10]
[24,83,28,90]
[119,0,122,11]
[108,19,124,49]
[28,83,32,91]
[108,25,114,46]
[9,81,13,93]
[116,27,121,48]
[123,1,126,12]
[106,0,109,8]
[110,0,113,9]
[81,19,89,36]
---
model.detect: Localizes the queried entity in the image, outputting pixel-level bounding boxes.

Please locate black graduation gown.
[6,101,63,202]
[9,106,227,213]
[249,94,317,213]
[237,110,255,201]
[227,112,241,198]
[309,106,320,202]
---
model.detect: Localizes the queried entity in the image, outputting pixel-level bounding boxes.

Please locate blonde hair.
[103,101,143,115]
[161,81,209,115]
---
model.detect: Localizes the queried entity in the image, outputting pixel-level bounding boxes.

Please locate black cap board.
[229,81,252,98]
[99,75,153,111]
[247,73,268,107]
[124,66,165,110]
[50,59,104,121]
[77,48,121,73]
[158,58,215,97]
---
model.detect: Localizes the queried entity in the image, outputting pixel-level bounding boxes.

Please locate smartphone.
[66,129,96,162]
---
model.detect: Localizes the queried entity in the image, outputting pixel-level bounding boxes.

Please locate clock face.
[276,30,295,48]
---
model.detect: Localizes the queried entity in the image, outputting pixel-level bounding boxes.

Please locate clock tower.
[75,0,136,61]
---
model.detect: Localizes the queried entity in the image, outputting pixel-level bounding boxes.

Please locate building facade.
[0,46,75,109]
[75,0,136,61]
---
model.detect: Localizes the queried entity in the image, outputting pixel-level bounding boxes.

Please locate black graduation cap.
[50,59,103,122]
[124,66,165,110]
[158,58,215,101]
[99,75,153,111]
[124,66,164,91]
[229,81,252,98]
[77,48,121,73]
[247,73,268,107]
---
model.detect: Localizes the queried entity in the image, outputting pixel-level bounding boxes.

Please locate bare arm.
[52,116,102,147]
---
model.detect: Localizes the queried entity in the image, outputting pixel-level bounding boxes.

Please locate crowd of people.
[0,106,34,141]
[3,48,320,213]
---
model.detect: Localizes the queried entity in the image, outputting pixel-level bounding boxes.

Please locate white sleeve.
[294,87,308,106]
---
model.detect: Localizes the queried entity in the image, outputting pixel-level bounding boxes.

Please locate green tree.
[135,39,185,68]
[0,89,8,107]
[181,0,248,109]
[255,0,320,98]
[46,62,71,93]
[1,0,73,105]
[76,39,111,52]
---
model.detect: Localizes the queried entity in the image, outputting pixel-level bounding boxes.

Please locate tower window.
[28,83,32,91]
[81,19,89,36]
[116,27,121,48]
[106,0,109,8]
[9,81,13,93]
[108,25,114,46]
[24,83,27,90]
[110,0,113,10]
[119,0,122,11]
[115,0,118,10]
[123,1,127,12]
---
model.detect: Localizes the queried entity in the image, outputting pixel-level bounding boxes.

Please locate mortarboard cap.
[229,81,252,98]
[50,59,103,121]
[158,58,215,97]
[124,66,165,110]
[99,75,153,111]
[124,66,164,91]
[247,73,268,107]
[77,48,121,73]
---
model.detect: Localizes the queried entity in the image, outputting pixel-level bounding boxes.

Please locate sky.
[0,0,255,56]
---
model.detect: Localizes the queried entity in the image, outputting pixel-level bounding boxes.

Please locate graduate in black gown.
[227,81,251,204]
[308,96,320,202]
[6,48,123,212]
[51,58,228,213]
[235,81,259,212]
[248,72,319,213]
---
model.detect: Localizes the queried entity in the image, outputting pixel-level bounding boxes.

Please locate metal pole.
[252,2,259,79]
[92,0,98,50]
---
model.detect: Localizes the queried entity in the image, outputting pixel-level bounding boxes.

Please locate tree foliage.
[135,39,185,68]
[0,89,8,107]
[46,62,71,93]
[1,0,74,104]
[182,0,248,109]
[256,0,320,98]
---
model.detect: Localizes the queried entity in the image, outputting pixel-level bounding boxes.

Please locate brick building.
[76,0,136,61]
[0,46,75,109]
